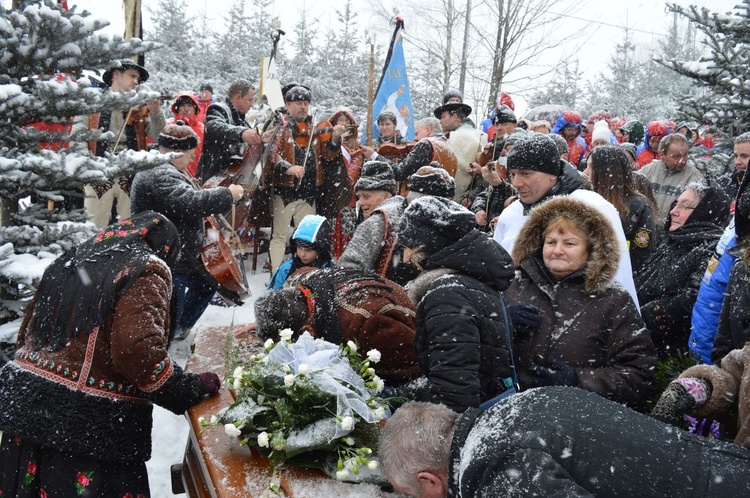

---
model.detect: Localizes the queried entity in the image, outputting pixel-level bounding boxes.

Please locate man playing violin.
[76,59,166,228]
[199,79,261,182]
[130,122,244,341]
[363,117,457,184]
[262,83,350,271]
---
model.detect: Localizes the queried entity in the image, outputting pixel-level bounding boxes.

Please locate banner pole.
[366,44,374,147]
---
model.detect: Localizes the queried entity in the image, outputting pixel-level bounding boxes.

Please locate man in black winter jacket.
[379,387,750,498]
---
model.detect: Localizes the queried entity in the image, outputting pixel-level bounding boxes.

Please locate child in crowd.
[267,215,333,291]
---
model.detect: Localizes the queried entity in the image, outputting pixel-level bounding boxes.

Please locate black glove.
[530,357,577,387]
[507,302,541,335]
[199,372,221,395]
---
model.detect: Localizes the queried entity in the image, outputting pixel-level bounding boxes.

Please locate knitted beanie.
[406,163,456,198]
[354,161,397,195]
[505,127,529,148]
[493,105,517,124]
[620,142,638,161]
[591,120,611,143]
[398,196,475,255]
[507,133,562,176]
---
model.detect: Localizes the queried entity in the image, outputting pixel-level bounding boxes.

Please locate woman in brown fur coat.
[504,197,657,410]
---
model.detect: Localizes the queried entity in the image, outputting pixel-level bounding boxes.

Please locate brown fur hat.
[511,196,618,294]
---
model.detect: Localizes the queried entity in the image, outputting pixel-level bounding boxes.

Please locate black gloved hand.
[507,302,541,335]
[530,357,577,387]
[199,372,221,395]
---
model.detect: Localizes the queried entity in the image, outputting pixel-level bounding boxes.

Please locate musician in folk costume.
[198,79,261,182]
[75,60,166,228]
[434,101,488,206]
[130,123,244,341]
[257,83,351,271]
[363,116,457,184]
[328,107,363,258]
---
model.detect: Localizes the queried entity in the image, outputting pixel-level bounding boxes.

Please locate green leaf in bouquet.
[218,396,271,428]
[285,417,340,458]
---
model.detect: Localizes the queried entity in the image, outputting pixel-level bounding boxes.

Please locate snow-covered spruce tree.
[657,1,750,137]
[0,0,171,323]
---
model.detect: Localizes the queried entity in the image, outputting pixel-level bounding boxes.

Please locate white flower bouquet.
[204,330,390,484]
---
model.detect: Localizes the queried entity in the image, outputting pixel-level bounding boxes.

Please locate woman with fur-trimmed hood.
[505,197,657,410]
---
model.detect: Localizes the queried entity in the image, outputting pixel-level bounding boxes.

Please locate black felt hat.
[398,196,475,255]
[102,60,149,87]
[433,101,472,120]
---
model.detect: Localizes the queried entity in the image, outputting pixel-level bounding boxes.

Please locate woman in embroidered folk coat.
[0,212,221,498]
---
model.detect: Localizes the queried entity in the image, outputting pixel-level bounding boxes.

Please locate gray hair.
[379,402,458,494]
[227,79,255,99]
[658,132,689,154]
[735,132,750,144]
[416,117,443,136]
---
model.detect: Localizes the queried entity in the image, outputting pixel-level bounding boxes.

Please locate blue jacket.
[689,218,736,363]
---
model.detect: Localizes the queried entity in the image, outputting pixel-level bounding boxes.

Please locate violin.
[377,141,417,159]
[475,139,508,181]
[295,120,334,148]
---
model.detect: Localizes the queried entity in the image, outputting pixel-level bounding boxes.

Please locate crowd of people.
[2,57,750,496]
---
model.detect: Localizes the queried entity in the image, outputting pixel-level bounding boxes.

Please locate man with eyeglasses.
[639,133,704,218]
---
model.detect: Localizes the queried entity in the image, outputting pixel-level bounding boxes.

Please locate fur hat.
[102,59,149,87]
[507,133,562,176]
[592,120,611,143]
[158,121,199,150]
[398,196,475,255]
[493,105,517,124]
[406,163,456,198]
[282,82,312,102]
[354,161,397,195]
[443,89,463,104]
[512,197,617,294]
[433,101,472,120]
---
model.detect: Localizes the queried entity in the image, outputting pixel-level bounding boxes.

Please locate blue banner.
[369,25,415,142]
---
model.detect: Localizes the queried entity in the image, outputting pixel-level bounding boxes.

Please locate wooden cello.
[183,171,250,305]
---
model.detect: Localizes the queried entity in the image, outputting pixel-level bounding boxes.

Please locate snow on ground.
[147,253,269,497]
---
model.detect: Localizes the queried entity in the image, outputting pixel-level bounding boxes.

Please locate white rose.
[298,363,309,375]
[336,469,350,480]
[367,367,376,376]
[264,338,275,350]
[279,328,293,341]
[257,431,270,448]
[343,436,355,446]
[347,340,358,353]
[233,378,241,390]
[233,366,243,379]
[224,424,242,438]
[209,415,218,425]
[366,349,381,363]
[373,407,386,421]
[284,374,295,387]
[340,416,354,431]
[367,460,379,470]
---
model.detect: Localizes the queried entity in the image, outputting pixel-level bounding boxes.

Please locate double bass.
[183,171,250,305]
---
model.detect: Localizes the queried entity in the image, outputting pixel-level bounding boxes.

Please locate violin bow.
[297,111,318,190]
[112,107,135,151]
